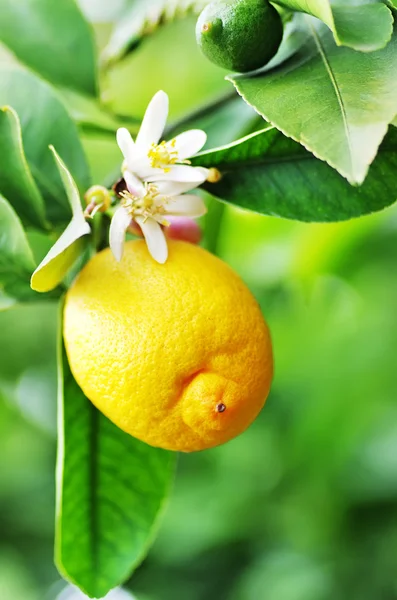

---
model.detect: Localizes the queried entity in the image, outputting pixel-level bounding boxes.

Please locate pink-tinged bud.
[84,185,112,214]
[166,217,202,244]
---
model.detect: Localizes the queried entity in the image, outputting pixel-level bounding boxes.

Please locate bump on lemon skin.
[64,240,273,452]
[196,0,284,73]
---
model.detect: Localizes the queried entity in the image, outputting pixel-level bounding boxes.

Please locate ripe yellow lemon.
[64,240,273,452]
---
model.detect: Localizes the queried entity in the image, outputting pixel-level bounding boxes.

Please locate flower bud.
[166,217,202,244]
[207,168,222,183]
[84,185,112,217]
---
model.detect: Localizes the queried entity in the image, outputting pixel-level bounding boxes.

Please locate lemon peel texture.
[64,240,273,452]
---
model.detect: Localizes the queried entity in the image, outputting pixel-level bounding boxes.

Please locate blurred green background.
[1,7,397,600]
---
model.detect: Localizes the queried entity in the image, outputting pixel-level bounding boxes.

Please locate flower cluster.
[110,90,209,264]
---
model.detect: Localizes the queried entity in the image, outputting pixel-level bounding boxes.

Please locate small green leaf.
[273,0,394,52]
[0,68,91,225]
[57,339,176,598]
[0,0,97,96]
[192,125,397,221]
[31,148,91,293]
[229,20,397,185]
[0,194,39,303]
[0,106,47,229]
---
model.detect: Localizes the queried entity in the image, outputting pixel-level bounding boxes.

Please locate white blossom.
[109,171,206,264]
[116,90,209,184]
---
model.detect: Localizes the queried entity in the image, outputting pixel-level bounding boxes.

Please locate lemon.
[196,0,284,72]
[64,240,273,452]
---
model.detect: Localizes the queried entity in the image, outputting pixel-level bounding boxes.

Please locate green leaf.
[0,194,39,303]
[0,0,97,96]
[0,68,91,224]
[192,125,397,221]
[31,147,91,293]
[273,0,393,52]
[103,0,208,65]
[229,20,397,185]
[0,106,47,229]
[57,340,176,598]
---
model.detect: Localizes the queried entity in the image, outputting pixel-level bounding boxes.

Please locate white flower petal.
[195,166,210,180]
[116,128,136,171]
[172,129,207,160]
[164,194,207,218]
[146,165,208,184]
[155,180,202,197]
[124,170,146,197]
[136,90,169,151]
[127,156,152,180]
[136,216,168,264]
[109,206,132,262]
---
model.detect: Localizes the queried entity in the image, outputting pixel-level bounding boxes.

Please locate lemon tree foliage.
[0,69,91,225]
[0,0,97,95]
[274,0,394,52]
[57,344,176,598]
[193,127,397,221]
[103,0,395,63]
[31,148,91,293]
[228,19,397,185]
[0,195,38,305]
[0,107,47,230]
[1,0,397,598]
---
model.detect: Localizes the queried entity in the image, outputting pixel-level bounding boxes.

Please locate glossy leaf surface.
[229,21,397,185]
[57,342,176,598]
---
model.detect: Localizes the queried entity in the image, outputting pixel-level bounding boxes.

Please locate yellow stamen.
[148,139,191,172]
[120,183,169,224]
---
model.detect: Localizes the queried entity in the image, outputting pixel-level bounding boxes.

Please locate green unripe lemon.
[196,0,283,73]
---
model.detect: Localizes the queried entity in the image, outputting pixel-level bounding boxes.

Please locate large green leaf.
[0,106,47,229]
[0,194,39,304]
[229,20,397,186]
[0,68,91,224]
[57,341,176,598]
[273,0,393,52]
[192,125,397,221]
[31,147,91,293]
[0,0,97,96]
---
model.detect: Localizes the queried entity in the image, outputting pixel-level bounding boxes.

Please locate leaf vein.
[308,19,354,175]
